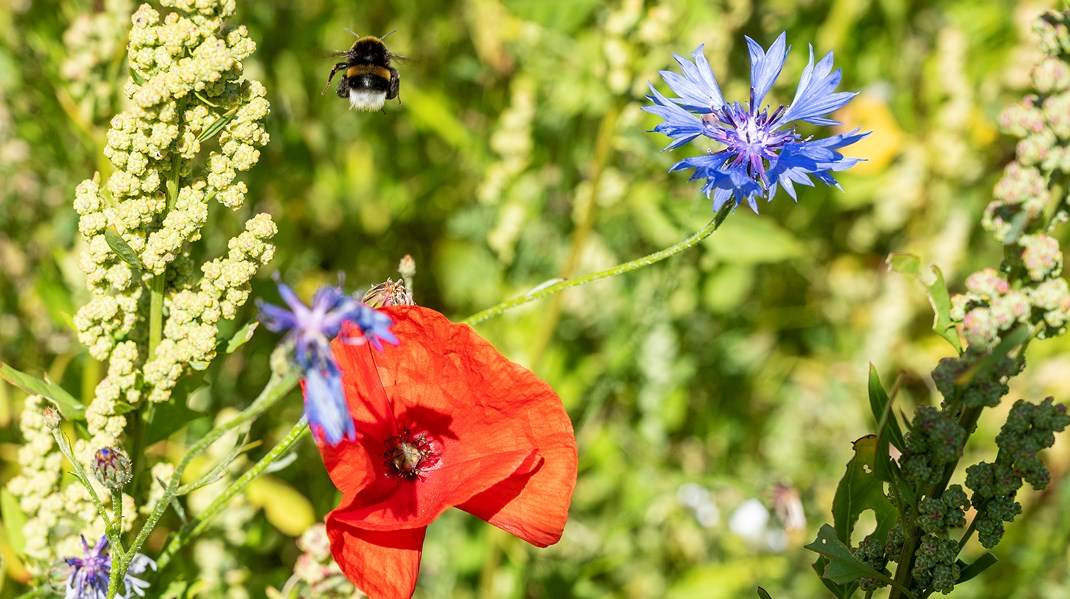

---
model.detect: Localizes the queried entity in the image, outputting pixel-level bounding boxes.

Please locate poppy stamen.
[383,428,435,480]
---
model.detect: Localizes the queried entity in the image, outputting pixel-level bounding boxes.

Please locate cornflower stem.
[49,429,114,544]
[109,368,300,588]
[463,201,735,326]
[155,417,310,571]
[111,488,124,550]
[12,588,47,599]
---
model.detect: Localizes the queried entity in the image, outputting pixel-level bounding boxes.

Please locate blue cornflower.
[258,275,398,445]
[64,535,155,599]
[644,32,869,213]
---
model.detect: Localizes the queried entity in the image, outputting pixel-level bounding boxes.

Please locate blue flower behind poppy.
[644,32,869,213]
[258,275,398,445]
[64,534,155,599]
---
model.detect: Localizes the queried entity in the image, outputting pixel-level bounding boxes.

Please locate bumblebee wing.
[388,67,400,100]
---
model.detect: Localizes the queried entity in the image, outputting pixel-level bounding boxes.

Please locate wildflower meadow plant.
[644,32,868,213]
[3,1,1070,598]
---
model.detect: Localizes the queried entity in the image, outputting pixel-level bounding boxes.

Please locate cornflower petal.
[305,368,357,445]
[63,535,155,599]
[780,46,858,125]
[258,275,397,446]
[746,32,789,108]
[659,44,726,112]
[643,85,707,150]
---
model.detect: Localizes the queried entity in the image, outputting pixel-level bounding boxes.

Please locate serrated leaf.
[806,524,915,597]
[0,362,84,420]
[957,553,997,583]
[1,489,27,554]
[887,253,961,352]
[868,365,905,481]
[225,321,258,354]
[105,227,143,280]
[831,435,898,545]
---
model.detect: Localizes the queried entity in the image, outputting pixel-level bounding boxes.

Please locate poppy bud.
[398,254,416,279]
[93,447,133,490]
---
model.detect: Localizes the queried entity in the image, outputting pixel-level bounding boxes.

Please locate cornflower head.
[645,32,868,213]
[258,276,398,445]
[64,534,156,599]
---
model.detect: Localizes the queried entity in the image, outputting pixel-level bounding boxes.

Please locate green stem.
[111,368,299,583]
[155,417,310,571]
[111,488,125,556]
[50,429,114,543]
[463,202,735,326]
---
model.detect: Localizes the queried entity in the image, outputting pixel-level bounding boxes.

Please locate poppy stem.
[462,201,734,326]
[120,364,300,578]
[155,416,311,571]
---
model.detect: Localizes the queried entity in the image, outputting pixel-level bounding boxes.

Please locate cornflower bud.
[93,447,133,490]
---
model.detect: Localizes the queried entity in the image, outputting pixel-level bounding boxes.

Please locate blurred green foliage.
[2,0,1070,597]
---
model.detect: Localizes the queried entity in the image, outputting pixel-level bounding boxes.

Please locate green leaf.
[756,587,773,599]
[0,362,85,420]
[708,217,804,265]
[197,108,237,143]
[831,435,898,544]
[146,394,205,446]
[225,320,258,354]
[129,68,146,85]
[887,253,961,352]
[247,476,315,536]
[867,365,905,483]
[806,524,915,598]
[1,489,27,554]
[105,227,143,280]
[957,553,997,584]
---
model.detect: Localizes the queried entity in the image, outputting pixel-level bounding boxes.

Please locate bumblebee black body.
[322,34,401,112]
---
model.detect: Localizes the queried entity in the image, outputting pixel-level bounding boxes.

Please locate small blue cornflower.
[64,535,155,599]
[258,275,398,445]
[644,32,869,213]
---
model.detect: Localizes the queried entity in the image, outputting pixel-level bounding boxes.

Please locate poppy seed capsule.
[383,429,433,480]
[93,447,133,490]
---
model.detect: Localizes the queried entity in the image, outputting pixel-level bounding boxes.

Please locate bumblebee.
[322,29,402,112]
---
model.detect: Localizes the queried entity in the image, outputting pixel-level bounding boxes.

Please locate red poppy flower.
[317,306,578,599]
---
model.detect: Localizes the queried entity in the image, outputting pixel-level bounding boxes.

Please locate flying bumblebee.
[322,29,402,112]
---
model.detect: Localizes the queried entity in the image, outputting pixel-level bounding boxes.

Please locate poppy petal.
[458,438,576,547]
[339,307,577,471]
[325,520,425,599]
[330,448,540,531]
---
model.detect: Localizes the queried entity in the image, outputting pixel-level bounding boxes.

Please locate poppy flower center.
[383,428,435,480]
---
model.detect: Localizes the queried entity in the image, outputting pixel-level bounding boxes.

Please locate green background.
[2,0,1069,597]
